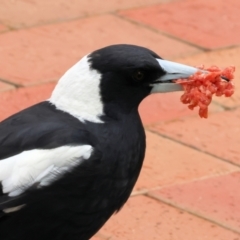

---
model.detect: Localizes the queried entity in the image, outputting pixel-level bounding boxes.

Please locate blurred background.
[0,0,240,239]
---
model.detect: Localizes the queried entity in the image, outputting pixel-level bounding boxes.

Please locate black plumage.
[0,103,145,240]
[0,44,199,239]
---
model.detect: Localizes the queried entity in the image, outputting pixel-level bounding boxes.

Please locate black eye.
[132,70,144,82]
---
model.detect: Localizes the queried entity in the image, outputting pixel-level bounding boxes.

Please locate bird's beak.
[151,59,200,93]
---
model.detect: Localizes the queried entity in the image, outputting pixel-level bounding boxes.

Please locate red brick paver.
[139,93,223,125]
[0,15,199,86]
[90,236,104,240]
[1,0,240,239]
[0,0,172,28]
[0,23,7,32]
[119,0,240,49]
[134,131,238,191]
[0,81,14,92]
[149,171,240,232]
[0,83,55,121]
[99,195,240,240]
[149,108,240,165]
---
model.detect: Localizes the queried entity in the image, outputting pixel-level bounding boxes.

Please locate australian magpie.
[0,44,200,240]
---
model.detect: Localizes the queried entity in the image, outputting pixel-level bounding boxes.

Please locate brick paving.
[0,0,239,239]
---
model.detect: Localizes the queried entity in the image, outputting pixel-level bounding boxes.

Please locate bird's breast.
[91,116,146,205]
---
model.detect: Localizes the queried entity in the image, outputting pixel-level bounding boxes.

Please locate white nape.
[0,145,93,197]
[49,55,104,123]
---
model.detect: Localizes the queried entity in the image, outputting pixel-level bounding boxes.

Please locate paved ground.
[0,0,240,239]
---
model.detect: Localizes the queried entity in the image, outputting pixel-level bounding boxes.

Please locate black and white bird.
[0,44,200,240]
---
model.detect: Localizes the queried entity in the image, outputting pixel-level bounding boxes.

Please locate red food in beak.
[175,66,235,118]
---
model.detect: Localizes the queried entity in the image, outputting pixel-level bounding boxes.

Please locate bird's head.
[50,44,199,122]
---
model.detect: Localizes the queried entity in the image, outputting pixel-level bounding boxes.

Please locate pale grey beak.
[151,59,200,93]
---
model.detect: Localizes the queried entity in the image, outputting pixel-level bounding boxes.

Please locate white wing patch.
[0,145,93,197]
